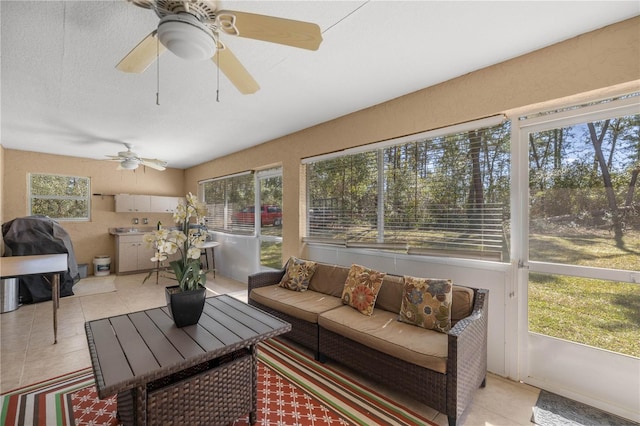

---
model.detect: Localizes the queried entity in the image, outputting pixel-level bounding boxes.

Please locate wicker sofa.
[248,260,489,426]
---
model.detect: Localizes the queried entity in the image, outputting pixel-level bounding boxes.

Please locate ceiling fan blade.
[116,30,167,73]
[140,158,168,171]
[212,46,260,95]
[105,155,123,160]
[218,10,322,51]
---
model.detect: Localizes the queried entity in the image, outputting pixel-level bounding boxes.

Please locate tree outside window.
[306,120,511,261]
[29,173,91,220]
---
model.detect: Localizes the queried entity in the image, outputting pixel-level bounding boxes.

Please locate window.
[29,173,90,220]
[305,117,511,260]
[200,172,255,234]
[258,169,283,268]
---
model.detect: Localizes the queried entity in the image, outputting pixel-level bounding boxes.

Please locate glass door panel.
[258,171,282,268]
[527,111,639,353]
[517,98,640,420]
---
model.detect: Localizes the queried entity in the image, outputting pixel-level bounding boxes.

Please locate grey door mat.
[532,390,638,426]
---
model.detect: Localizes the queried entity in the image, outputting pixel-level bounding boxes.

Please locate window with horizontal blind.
[305,117,511,261]
[199,172,255,235]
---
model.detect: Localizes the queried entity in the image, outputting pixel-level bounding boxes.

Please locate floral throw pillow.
[399,276,453,333]
[278,257,318,292]
[341,264,386,316]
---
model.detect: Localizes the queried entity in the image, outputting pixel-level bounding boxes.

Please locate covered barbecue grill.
[1,216,79,303]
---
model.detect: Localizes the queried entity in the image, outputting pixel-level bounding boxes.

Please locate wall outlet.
[133,218,139,225]
[143,218,149,224]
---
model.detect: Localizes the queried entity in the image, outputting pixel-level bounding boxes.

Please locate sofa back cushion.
[375,274,475,324]
[308,263,350,297]
[451,285,475,324]
[305,259,475,324]
[374,274,405,312]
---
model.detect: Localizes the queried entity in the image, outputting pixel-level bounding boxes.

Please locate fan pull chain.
[216,37,220,103]
[156,34,160,106]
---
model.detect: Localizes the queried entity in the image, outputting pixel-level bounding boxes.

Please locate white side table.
[197,241,220,277]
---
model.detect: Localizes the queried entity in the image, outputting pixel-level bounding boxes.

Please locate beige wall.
[2,149,185,269]
[185,17,640,261]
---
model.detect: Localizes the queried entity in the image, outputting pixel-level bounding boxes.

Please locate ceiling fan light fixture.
[157,13,216,61]
[121,158,140,170]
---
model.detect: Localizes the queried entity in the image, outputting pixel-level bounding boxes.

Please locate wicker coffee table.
[85,294,291,425]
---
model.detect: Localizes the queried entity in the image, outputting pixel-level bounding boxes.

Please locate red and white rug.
[1,339,436,425]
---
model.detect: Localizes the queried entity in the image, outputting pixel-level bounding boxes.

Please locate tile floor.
[0,272,541,425]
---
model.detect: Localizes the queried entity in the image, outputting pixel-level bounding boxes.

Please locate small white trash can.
[93,255,111,276]
[1,278,19,313]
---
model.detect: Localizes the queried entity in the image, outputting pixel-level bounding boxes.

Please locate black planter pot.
[165,285,206,327]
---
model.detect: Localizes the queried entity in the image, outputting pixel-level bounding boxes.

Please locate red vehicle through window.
[232,205,282,226]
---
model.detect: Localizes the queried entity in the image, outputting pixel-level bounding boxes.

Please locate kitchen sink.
[114,227,139,233]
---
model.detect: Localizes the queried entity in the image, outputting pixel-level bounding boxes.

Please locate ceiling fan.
[117,0,323,94]
[106,143,168,171]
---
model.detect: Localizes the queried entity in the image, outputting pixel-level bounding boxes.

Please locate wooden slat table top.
[85,294,291,399]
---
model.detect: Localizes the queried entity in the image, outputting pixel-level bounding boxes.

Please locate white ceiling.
[1,1,638,169]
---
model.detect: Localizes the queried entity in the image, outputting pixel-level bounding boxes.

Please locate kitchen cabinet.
[115,234,180,274]
[115,194,183,213]
[150,196,183,213]
[116,235,156,274]
[115,194,151,213]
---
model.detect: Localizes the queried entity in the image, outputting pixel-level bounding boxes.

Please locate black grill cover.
[2,216,79,303]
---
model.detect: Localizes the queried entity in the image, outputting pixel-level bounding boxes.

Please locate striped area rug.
[1,339,436,425]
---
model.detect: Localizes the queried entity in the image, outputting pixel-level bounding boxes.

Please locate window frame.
[303,115,510,261]
[28,172,91,221]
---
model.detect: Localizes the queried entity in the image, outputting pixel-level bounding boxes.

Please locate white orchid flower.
[143,192,209,290]
[187,247,201,260]
[186,192,198,205]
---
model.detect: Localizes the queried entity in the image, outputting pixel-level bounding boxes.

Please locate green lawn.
[529,229,640,358]
[260,240,283,269]
[258,223,639,357]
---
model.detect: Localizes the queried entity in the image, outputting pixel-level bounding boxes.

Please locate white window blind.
[199,172,255,234]
[306,118,511,261]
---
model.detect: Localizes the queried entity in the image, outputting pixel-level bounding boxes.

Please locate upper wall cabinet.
[115,194,183,213]
[115,194,151,213]
[150,196,182,213]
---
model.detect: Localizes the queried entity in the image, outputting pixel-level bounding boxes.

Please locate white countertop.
[0,253,68,277]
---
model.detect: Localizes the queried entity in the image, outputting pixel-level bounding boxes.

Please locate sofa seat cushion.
[318,305,448,374]
[250,285,344,323]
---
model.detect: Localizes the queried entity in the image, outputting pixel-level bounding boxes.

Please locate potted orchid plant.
[143,192,209,326]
